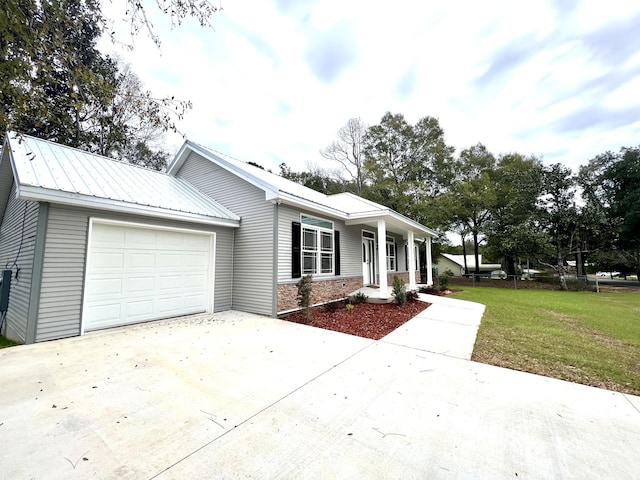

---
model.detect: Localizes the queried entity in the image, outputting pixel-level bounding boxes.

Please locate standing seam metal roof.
[4,133,240,225]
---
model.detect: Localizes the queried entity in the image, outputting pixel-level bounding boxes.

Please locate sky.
[99,0,640,175]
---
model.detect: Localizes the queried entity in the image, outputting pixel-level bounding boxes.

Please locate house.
[0,133,436,344]
[437,254,501,276]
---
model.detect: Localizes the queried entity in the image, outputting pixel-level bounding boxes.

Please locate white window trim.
[386,236,396,271]
[301,214,334,276]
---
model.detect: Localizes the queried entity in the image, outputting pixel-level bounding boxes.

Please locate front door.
[362,232,376,285]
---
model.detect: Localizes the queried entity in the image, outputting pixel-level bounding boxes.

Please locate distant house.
[0,133,436,344]
[436,254,502,276]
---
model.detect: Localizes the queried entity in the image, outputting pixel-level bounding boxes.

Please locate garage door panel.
[87,277,123,296]
[157,274,183,291]
[184,253,209,267]
[91,224,125,247]
[183,273,207,288]
[157,253,183,268]
[127,276,155,293]
[125,228,158,249]
[156,296,185,315]
[84,223,214,332]
[156,231,185,248]
[126,299,154,318]
[183,293,207,309]
[127,252,157,269]
[86,303,122,324]
[90,252,125,271]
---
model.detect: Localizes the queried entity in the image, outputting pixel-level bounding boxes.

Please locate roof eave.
[18,186,240,228]
[345,211,437,237]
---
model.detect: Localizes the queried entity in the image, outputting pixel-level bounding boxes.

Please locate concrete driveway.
[1,297,639,479]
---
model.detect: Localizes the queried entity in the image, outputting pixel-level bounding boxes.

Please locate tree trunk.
[557,242,568,291]
[461,233,468,275]
[505,255,516,276]
[473,230,480,275]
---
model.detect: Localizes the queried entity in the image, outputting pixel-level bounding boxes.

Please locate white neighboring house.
[437,254,502,276]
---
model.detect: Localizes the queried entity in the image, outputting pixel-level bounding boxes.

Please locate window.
[301,215,334,275]
[386,236,396,271]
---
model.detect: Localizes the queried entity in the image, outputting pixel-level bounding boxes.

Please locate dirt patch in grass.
[281,300,430,340]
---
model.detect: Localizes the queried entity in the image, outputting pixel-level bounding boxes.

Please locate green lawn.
[452,287,640,395]
[0,336,18,348]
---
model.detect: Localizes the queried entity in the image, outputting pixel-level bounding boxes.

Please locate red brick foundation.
[277,277,363,313]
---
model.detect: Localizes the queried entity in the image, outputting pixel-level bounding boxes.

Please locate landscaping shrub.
[324,301,340,313]
[439,273,450,291]
[392,276,407,305]
[419,285,439,295]
[296,275,313,322]
[406,290,419,302]
[352,291,369,304]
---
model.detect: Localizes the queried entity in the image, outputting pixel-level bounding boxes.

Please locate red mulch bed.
[281,300,430,340]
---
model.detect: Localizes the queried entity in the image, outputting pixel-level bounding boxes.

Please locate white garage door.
[83,221,214,332]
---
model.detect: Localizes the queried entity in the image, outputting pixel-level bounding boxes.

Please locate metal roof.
[3,133,240,227]
[168,141,437,237]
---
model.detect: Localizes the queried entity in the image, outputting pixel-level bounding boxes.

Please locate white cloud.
[98,0,640,174]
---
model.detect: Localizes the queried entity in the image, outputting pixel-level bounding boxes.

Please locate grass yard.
[0,336,18,348]
[452,287,640,395]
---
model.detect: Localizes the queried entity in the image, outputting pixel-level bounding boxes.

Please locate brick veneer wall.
[380,271,419,286]
[277,277,363,313]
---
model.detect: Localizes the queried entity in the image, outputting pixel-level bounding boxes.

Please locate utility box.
[0,269,12,312]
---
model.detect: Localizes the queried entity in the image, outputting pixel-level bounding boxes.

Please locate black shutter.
[334,230,341,276]
[292,221,301,278]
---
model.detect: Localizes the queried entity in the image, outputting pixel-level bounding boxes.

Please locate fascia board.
[277,192,349,219]
[345,210,437,237]
[18,186,240,228]
[165,141,190,175]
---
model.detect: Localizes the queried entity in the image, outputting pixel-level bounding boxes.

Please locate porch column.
[377,219,388,299]
[407,230,417,290]
[426,236,433,286]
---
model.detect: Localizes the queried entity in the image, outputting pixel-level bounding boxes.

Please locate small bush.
[352,292,368,304]
[392,276,407,305]
[346,303,354,312]
[324,301,339,313]
[419,285,439,295]
[296,275,313,322]
[406,290,419,302]
[439,274,450,291]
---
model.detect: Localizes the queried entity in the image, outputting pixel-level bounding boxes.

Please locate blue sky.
[100,0,640,175]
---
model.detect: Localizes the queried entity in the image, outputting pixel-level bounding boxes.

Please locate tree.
[484,153,545,275]
[1,0,191,170]
[580,146,640,278]
[320,118,367,195]
[362,112,455,220]
[537,163,578,290]
[445,143,497,274]
[114,0,221,48]
[279,163,348,195]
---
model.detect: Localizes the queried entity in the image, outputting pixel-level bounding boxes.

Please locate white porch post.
[407,230,416,290]
[377,219,388,299]
[426,236,433,286]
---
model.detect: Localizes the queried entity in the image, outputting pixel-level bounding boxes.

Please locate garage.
[83,220,215,332]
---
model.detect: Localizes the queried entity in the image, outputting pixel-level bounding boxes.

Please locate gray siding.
[36,204,235,342]
[0,182,39,343]
[174,152,275,316]
[277,204,362,283]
